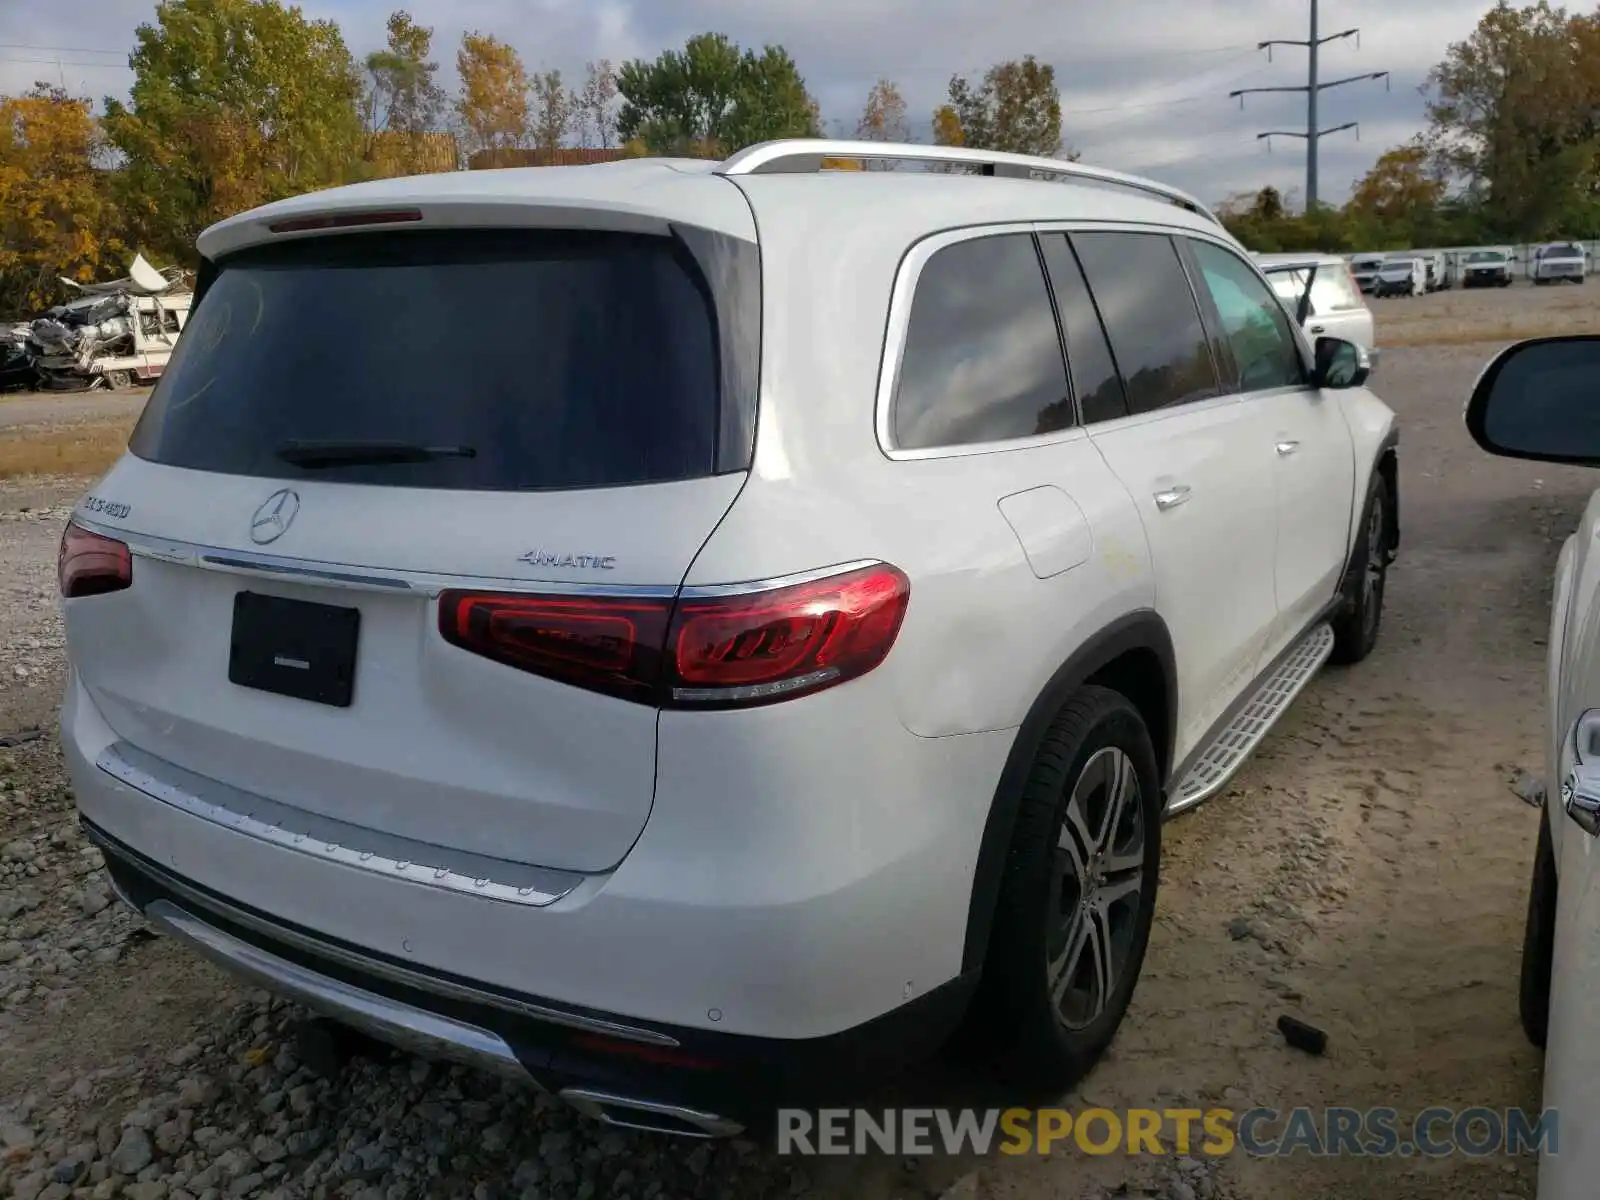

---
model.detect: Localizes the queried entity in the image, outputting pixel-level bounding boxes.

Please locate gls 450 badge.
[518,550,616,570]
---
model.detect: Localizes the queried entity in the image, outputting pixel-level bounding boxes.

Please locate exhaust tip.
[559,1088,743,1139]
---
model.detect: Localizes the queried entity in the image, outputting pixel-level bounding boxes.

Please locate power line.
[1227,0,1388,209]
[0,43,125,56]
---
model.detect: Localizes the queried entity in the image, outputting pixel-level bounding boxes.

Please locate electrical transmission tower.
[1229,0,1389,210]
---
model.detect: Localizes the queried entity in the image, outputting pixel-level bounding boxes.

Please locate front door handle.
[1564,767,1600,837]
[1153,486,1191,512]
[1308,323,1326,334]
[1276,440,1301,456]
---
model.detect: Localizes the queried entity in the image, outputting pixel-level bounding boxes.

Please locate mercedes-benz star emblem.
[249,489,300,545]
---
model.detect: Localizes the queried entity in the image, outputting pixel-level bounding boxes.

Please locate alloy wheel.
[1047,746,1146,1030]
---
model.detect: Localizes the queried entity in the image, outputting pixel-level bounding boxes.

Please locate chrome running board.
[1168,623,1335,815]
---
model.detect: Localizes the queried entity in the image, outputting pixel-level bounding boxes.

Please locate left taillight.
[58,520,132,598]
[437,562,911,710]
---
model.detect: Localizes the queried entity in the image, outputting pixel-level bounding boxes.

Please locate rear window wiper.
[274,440,477,468]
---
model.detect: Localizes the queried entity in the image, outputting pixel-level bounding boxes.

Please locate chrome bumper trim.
[144,898,529,1079]
[83,820,680,1048]
[559,1088,744,1138]
[95,742,581,909]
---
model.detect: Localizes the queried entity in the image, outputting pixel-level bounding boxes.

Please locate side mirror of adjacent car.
[1464,335,1600,465]
[1312,337,1371,390]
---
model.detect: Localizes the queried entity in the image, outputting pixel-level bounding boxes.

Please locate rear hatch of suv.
[63,217,759,875]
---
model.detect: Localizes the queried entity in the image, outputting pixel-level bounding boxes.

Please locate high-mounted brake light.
[437,563,910,709]
[59,520,132,598]
[267,209,423,234]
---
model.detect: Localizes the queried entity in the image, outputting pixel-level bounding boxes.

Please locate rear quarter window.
[130,228,733,491]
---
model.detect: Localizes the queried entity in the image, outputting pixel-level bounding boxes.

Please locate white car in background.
[1256,252,1377,362]
[1465,333,1600,1199]
[58,138,1401,1137]
[1349,253,1387,294]
[1374,257,1426,298]
[1532,242,1587,285]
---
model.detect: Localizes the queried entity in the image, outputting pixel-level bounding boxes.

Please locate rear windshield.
[130,229,724,490]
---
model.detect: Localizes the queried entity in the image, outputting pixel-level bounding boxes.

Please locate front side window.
[1187,240,1305,393]
[1069,231,1219,416]
[892,233,1072,449]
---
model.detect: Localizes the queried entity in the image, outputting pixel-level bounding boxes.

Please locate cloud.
[0,0,1488,202]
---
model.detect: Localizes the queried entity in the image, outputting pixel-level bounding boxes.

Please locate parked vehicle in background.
[1349,253,1387,294]
[1374,258,1426,298]
[1413,250,1448,292]
[1436,252,1458,291]
[28,255,193,391]
[60,138,1399,1137]
[1461,249,1515,288]
[1532,242,1587,285]
[1256,252,1377,360]
[1463,333,1600,1200]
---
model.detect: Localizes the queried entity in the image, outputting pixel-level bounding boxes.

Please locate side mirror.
[1313,337,1371,390]
[1465,335,1600,465]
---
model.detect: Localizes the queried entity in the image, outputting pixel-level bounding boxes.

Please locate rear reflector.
[59,520,132,598]
[267,209,423,234]
[437,562,910,709]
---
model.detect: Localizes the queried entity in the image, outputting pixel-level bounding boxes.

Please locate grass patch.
[0,418,135,480]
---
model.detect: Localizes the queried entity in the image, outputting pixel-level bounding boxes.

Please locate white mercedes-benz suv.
[59,139,1399,1137]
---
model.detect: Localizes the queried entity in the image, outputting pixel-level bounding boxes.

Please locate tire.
[963,686,1162,1092]
[1329,470,1392,665]
[104,370,132,390]
[1520,808,1557,1048]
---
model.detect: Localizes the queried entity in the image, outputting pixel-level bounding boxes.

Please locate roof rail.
[714,139,1221,226]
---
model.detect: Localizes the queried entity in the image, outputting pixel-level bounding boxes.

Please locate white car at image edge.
[59,139,1400,1138]
[1466,334,1600,1199]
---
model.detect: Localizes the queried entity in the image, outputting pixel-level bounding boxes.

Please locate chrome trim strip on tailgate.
[144,899,531,1079]
[86,820,680,1047]
[95,742,583,909]
[68,516,680,598]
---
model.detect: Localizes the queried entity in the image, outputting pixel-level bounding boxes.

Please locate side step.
[1167,623,1335,815]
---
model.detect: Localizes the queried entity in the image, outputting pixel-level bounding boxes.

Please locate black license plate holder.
[228,591,360,707]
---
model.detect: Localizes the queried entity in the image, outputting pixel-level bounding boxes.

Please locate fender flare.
[960,609,1177,974]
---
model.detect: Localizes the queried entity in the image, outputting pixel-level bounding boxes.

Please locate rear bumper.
[90,820,974,1133]
[62,666,1007,1042]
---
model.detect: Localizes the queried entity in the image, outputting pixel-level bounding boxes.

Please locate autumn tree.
[855,79,909,142]
[530,69,572,155]
[1425,0,1600,237]
[103,0,365,263]
[616,33,820,158]
[455,32,530,157]
[0,84,122,314]
[1347,137,1447,222]
[575,60,619,149]
[941,56,1072,158]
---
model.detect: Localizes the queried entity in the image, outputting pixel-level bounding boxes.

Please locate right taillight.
[437,562,910,710]
[59,520,132,598]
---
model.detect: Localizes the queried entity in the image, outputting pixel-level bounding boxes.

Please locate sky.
[0,0,1494,206]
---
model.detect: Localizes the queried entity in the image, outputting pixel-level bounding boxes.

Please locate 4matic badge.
[517,550,616,570]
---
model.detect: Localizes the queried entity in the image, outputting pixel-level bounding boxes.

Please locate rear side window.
[892,233,1072,450]
[1069,231,1220,416]
[130,229,726,491]
[1038,234,1127,424]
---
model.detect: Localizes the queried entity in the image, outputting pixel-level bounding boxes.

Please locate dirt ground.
[0,279,1595,1200]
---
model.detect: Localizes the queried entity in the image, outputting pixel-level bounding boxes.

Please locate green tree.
[530,69,572,154]
[0,84,122,314]
[1425,0,1600,237]
[363,11,444,137]
[455,32,530,157]
[103,0,364,263]
[943,56,1071,158]
[616,33,820,157]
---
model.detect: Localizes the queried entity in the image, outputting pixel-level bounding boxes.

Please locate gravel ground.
[0,285,1594,1200]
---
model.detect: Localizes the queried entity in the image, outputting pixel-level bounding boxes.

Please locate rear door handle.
[1276,440,1300,456]
[1153,486,1191,511]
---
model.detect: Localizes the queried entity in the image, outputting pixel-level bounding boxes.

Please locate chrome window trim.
[677,558,882,597]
